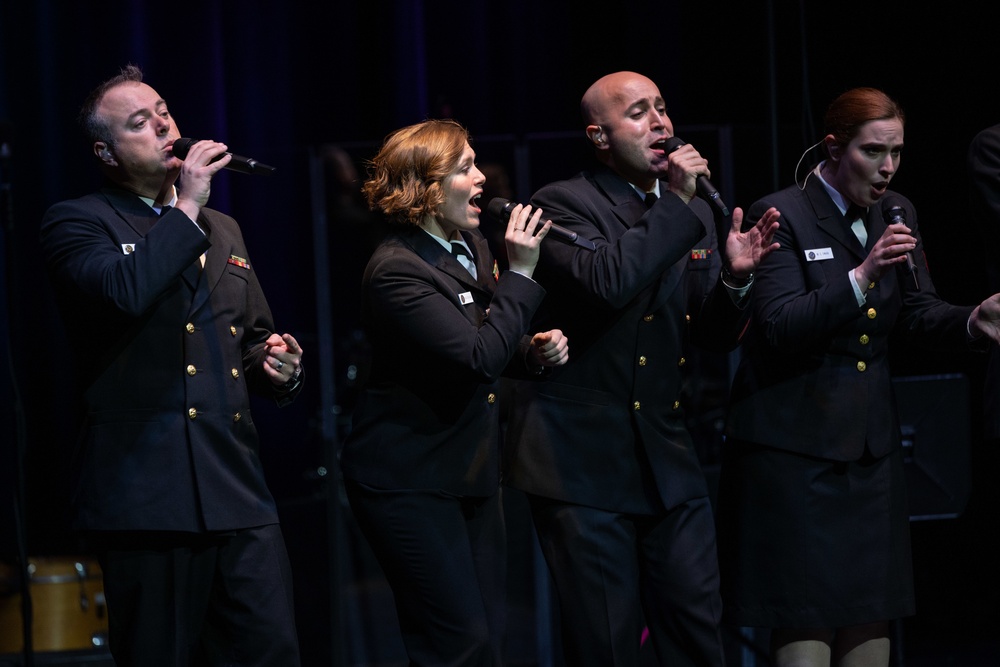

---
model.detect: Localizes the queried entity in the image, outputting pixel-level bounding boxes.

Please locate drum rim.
[27,559,100,584]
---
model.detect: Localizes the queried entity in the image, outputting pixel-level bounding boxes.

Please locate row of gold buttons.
[185,322,242,421]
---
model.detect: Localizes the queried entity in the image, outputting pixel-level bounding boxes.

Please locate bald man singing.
[503,71,779,666]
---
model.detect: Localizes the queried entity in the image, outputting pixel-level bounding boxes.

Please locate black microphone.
[171,138,276,175]
[881,195,919,290]
[662,136,730,217]
[486,198,597,252]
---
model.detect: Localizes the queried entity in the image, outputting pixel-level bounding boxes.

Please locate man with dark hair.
[39,65,303,666]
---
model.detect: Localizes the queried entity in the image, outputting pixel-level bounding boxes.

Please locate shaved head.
[578,71,672,189]
[581,71,658,126]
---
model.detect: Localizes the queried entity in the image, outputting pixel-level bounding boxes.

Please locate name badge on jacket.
[805,247,834,262]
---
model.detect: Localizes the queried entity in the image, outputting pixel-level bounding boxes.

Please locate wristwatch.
[721,266,754,289]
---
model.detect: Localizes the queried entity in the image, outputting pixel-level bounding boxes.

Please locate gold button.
[633,401,641,411]
[859,334,870,345]
[639,356,647,366]
[685,314,691,322]
[230,326,238,336]
[673,400,681,410]
[231,368,240,379]
[188,407,198,419]
[233,412,242,422]
[868,282,875,291]
[487,393,496,404]
[186,365,197,376]
[867,308,877,320]
[857,361,867,372]
[185,323,195,334]
[643,314,654,322]
[678,357,686,367]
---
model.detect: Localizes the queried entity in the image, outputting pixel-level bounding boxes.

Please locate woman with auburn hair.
[340,119,568,666]
[717,88,1000,666]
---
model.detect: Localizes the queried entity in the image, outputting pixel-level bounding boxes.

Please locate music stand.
[892,373,971,521]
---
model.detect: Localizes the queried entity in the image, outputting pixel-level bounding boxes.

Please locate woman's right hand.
[853,222,917,291]
[504,203,551,278]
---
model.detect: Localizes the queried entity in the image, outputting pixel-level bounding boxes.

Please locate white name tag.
[121,243,136,255]
[458,291,474,305]
[804,247,833,262]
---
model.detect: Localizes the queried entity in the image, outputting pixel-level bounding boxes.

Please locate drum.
[0,557,108,653]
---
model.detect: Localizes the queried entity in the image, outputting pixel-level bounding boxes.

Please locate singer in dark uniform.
[39,65,304,667]
[502,71,780,667]
[717,87,1000,667]
[339,119,568,667]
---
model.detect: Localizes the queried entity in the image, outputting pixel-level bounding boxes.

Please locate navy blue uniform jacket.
[504,166,746,513]
[726,175,975,460]
[40,185,300,533]
[340,226,546,496]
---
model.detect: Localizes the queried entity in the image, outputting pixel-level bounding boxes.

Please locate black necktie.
[450,241,477,279]
[451,241,471,259]
[644,192,658,208]
[845,204,865,223]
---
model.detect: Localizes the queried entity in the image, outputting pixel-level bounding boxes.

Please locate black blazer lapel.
[863,205,886,252]
[596,170,691,313]
[190,214,225,314]
[463,230,497,296]
[805,176,867,260]
[592,167,648,232]
[99,186,161,236]
[406,228,490,296]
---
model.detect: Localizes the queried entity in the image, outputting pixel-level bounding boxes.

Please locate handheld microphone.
[172,138,276,175]
[486,198,597,252]
[662,136,730,217]
[881,195,919,290]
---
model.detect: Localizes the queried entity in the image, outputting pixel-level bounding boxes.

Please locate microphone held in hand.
[486,198,597,252]
[662,136,730,217]
[171,138,276,175]
[880,194,919,290]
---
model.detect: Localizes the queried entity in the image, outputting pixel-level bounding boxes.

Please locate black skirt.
[716,441,916,629]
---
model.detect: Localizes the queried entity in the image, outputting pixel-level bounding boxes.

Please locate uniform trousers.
[528,495,726,667]
[92,524,300,667]
[345,480,506,667]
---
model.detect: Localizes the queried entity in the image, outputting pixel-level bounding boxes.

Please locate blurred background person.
[967,122,1000,445]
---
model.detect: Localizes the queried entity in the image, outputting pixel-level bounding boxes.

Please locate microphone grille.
[171,137,197,159]
[663,136,686,154]
[486,197,512,221]
[880,194,906,221]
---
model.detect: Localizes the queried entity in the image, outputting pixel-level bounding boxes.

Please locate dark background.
[2,1,998,665]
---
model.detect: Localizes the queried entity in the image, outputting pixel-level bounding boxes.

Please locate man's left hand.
[264,333,303,385]
[725,206,780,278]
